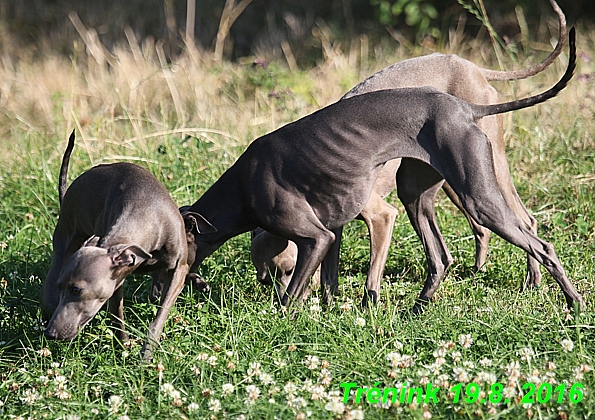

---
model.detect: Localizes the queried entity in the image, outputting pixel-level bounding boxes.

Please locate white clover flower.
[324,400,345,414]
[54,375,68,388]
[386,352,414,368]
[436,374,450,389]
[518,347,535,362]
[433,347,447,358]
[350,408,365,420]
[450,351,462,363]
[301,379,313,393]
[259,372,275,385]
[311,384,326,400]
[354,317,366,327]
[542,371,556,385]
[458,334,473,349]
[505,361,521,381]
[304,355,320,370]
[387,352,401,366]
[561,339,574,352]
[245,384,260,403]
[453,367,469,383]
[394,340,404,351]
[477,371,497,384]
[340,299,353,311]
[433,357,446,368]
[274,358,288,368]
[208,398,221,412]
[503,386,516,399]
[479,357,493,368]
[36,347,51,357]
[222,383,235,396]
[284,382,298,396]
[527,369,540,384]
[54,388,70,400]
[287,395,308,409]
[247,361,262,377]
[326,390,342,402]
[309,297,321,313]
[20,389,41,405]
[573,364,592,380]
[108,395,123,413]
[462,361,475,370]
[319,368,332,386]
[207,355,218,367]
[187,402,200,412]
[161,383,176,397]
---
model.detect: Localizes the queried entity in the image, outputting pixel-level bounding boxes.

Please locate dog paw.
[187,273,210,293]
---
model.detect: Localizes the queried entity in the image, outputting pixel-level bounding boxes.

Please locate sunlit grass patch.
[0,20,594,420]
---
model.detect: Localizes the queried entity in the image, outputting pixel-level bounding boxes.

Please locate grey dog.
[251,0,567,307]
[41,132,212,358]
[182,28,582,313]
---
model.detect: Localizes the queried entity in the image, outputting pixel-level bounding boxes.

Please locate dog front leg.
[141,264,188,360]
[320,227,342,305]
[282,230,335,308]
[108,285,129,343]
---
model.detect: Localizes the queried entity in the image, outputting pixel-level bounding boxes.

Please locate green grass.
[1,27,595,420]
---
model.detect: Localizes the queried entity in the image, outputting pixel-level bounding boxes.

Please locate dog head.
[250,229,297,300]
[44,238,151,341]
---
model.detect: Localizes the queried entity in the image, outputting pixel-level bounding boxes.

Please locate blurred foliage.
[371,0,440,39]
[0,0,592,63]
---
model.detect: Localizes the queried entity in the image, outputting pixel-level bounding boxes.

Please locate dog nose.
[44,327,57,340]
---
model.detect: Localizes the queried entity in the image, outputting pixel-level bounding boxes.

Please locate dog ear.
[82,235,101,247]
[108,245,152,267]
[182,211,217,235]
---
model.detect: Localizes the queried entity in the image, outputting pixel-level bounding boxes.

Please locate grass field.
[0,21,594,420]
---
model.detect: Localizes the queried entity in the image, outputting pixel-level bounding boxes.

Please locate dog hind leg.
[397,159,454,314]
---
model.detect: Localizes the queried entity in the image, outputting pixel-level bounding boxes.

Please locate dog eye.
[285,268,294,277]
[70,286,82,296]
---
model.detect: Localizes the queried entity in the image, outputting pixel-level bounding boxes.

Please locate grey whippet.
[183,28,583,313]
[251,0,567,307]
[41,132,213,358]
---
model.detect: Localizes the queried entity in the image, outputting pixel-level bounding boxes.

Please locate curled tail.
[472,26,575,120]
[482,0,567,82]
[59,130,75,205]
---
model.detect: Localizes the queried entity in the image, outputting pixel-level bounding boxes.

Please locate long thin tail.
[472,26,575,120]
[482,0,567,81]
[58,130,75,205]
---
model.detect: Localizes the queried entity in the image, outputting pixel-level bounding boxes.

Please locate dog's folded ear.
[82,235,101,247]
[108,245,152,267]
[182,211,217,235]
